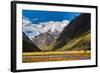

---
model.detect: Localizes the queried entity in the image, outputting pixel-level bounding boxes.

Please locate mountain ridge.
[51,13,91,51]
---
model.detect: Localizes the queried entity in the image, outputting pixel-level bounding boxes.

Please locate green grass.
[55,31,91,51]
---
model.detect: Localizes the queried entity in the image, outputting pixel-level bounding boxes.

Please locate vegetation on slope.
[55,31,91,51]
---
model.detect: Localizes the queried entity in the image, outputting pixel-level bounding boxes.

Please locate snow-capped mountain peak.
[23,16,70,39]
[38,20,70,33]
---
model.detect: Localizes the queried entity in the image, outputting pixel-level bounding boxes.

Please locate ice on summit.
[22,16,70,39]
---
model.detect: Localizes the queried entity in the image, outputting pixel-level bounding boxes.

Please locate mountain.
[38,20,70,33]
[31,31,56,51]
[31,27,63,51]
[23,32,41,52]
[30,20,69,50]
[51,13,91,51]
[22,16,70,39]
[55,31,91,51]
[22,16,70,51]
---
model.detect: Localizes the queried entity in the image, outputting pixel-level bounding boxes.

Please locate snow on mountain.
[40,20,70,33]
[22,16,70,39]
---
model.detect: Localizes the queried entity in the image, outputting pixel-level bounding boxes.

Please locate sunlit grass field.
[23,50,91,63]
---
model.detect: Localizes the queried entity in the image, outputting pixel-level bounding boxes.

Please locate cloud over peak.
[23,16,70,39]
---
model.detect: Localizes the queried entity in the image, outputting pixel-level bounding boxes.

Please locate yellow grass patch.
[23,51,90,56]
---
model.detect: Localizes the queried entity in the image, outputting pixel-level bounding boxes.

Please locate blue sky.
[23,10,81,24]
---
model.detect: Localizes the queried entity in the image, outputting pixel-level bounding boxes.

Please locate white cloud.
[39,20,70,33]
[23,16,70,39]
[22,16,32,25]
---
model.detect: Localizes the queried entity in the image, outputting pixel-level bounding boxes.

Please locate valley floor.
[22,50,91,63]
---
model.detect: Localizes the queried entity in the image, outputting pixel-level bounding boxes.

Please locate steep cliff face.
[23,32,41,52]
[52,13,91,50]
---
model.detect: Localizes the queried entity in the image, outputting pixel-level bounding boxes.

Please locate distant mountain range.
[23,13,91,52]
[23,16,70,39]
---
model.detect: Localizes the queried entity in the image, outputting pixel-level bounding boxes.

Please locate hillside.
[51,13,91,51]
[55,31,91,51]
[23,32,41,52]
